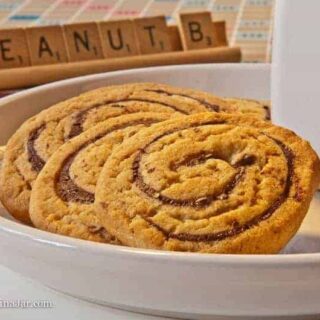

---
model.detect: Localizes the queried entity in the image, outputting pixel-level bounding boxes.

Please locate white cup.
[271,0,320,155]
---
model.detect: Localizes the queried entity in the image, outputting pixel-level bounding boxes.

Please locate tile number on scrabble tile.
[178,12,217,50]
[26,26,68,66]
[134,16,173,54]
[0,29,29,68]
[64,23,103,62]
[98,20,139,58]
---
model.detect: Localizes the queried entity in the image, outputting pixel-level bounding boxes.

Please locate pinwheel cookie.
[95,113,320,254]
[0,83,234,224]
[29,112,178,242]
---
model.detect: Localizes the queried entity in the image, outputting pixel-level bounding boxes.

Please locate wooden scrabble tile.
[64,22,103,62]
[98,20,139,58]
[26,26,68,66]
[178,12,218,50]
[0,28,29,69]
[168,25,182,51]
[214,21,228,46]
[134,16,173,54]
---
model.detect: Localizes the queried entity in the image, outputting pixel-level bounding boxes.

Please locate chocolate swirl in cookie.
[26,90,222,175]
[29,113,175,243]
[67,98,187,139]
[95,113,319,253]
[144,89,220,112]
[145,141,293,242]
[67,89,222,139]
[56,119,159,204]
[130,122,294,242]
[263,105,271,121]
[27,125,46,172]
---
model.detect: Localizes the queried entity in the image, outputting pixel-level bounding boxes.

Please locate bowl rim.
[1,215,320,265]
[1,63,319,266]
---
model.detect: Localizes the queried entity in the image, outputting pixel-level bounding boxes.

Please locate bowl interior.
[0,64,319,256]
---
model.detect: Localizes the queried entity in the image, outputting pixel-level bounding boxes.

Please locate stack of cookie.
[0,83,319,253]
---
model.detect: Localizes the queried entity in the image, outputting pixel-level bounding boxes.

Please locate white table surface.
[0,265,169,320]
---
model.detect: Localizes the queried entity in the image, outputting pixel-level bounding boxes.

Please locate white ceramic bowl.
[1,64,320,320]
